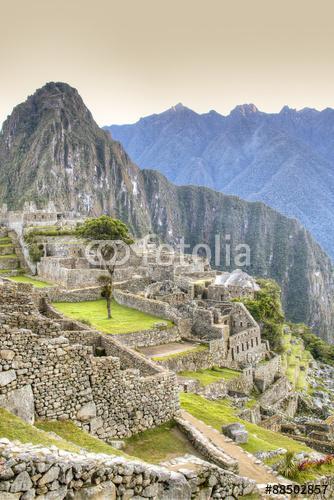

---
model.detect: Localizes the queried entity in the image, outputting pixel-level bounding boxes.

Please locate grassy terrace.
[53,299,173,334]
[36,420,131,458]
[179,367,240,386]
[0,408,128,457]
[152,344,208,361]
[8,275,53,288]
[123,420,196,463]
[0,237,11,244]
[0,408,191,464]
[281,331,312,392]
[180,393,311,455]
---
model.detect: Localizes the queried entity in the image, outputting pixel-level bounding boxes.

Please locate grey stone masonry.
[0,439,259,499]
[0,281,179,439]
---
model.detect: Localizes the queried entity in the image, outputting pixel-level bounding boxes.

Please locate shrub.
[28,243,44,263]
[278,451,299,480]
[289,323,334,366]
[235,278,285,352]
[298,454,334,471]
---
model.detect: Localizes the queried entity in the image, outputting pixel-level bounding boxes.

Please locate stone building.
[207,269,260,301]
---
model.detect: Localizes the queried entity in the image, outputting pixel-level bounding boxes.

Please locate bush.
[298,454,334,471]
[278,451,299,480]
[28,243,44,263]
[235,278,285,353]
[289,323,334,366]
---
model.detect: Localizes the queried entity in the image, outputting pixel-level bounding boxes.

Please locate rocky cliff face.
[0,83,333,340]
[107,104,334,259]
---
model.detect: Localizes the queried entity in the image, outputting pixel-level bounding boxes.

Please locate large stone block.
[0,385,35,424]
[0,370,17,387]
[222,423,248,444]
[73,481,116,499]
[76,402,97,422]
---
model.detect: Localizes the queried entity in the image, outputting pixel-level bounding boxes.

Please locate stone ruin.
[0,280,178,439]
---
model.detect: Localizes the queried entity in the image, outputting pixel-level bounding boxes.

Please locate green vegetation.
[179,367,240,386]
[0,237,11,244]
[7,275,53,288]
[0,408,79,453]
[289,323,334,367]
[281,330,312,391]
[245,398,258,409]
[152,344,208,361]
[180,393,311,455]
[75,215,134,245]
[270,451,334,483]
[36,420,130,457]
[75,216,134,317]
[53,299,173,334]
[24,227,76,241]
[0,253,17,259]
[0,407,132,458]
[234,278,285,352]
[24,227,77,263]
[123,420,195,463]
[28,243,44,263]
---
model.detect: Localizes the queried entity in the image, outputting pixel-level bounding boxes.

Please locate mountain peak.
[230,103,259,117]
[2,81,94,139]
[172,102,186,111]
[280,105,296,114]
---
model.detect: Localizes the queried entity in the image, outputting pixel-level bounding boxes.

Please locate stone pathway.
[138,341,200,359]
[180,410,278,485]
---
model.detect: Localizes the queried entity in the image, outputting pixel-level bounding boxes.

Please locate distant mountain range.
[107,103,334,258]
[0,83,333,340]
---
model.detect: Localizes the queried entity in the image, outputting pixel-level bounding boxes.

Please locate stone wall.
[0,440,258,499]
[110,326,181,348]
[259,376,292,408]
[179,368,253,399]
[37,257,134,289]
[253,355,282,391]
[175,416,238,472]
[47,285,103,302]
[0,281,179,439]
[113,289,180,323]
[156,340,226,373]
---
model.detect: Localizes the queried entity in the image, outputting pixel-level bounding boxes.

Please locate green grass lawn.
[0,254,17,259]
[281,331,312,391]
[123,420,196,463]
[152,344,208,361]
[0,408,80,453]
[0,237,11,244]
[36,420,131,458]
[0,407,132,458]
[180,393,312,455]
[8,275,53,288]
[53,299,173,334]
[179,367,240,386]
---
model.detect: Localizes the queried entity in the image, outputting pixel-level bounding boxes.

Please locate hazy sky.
[1,0,334,126]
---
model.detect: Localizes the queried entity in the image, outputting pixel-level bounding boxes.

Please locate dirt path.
[180,410,277,484]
